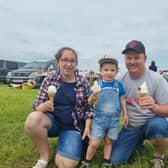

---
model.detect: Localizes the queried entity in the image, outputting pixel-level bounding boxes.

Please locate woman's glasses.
[60,58,77,64]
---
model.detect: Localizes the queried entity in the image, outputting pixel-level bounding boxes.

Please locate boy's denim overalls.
[91,80,121,140]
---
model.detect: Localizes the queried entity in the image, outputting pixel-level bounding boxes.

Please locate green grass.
[0,85,167,168]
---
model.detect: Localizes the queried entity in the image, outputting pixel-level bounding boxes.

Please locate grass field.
[0,85,167,168]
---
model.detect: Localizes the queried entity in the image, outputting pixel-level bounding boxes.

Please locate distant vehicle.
[0,59,26,83]
[6,60,58,88]
[160,69,168,82]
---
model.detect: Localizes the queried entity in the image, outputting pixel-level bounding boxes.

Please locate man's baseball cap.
[122,40,146,54]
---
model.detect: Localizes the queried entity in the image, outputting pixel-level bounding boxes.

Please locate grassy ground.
[0,85,167,168]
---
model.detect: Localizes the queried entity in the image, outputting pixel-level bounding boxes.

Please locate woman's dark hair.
[98,57,118,69]
[55,47,78,62]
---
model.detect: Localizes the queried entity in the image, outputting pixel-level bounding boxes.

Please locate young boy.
[80,57,128,168]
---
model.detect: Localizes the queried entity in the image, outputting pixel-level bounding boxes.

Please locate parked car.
[6,60,58,88]
[160,69,168,81]
[0,59,26,83]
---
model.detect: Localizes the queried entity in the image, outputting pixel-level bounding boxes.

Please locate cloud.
[0,0,168,71]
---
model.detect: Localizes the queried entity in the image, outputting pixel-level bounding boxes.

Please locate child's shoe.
[151,156,164,168]
[80,161,90,168]
[101,162,112,168]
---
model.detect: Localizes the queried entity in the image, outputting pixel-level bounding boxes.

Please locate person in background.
[25,47,93,168]
[80,57,128,168]
[110,40,168,168]
[149,60,157,72]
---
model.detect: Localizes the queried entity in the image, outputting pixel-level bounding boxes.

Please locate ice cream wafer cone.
[91,80,101,103]
[138,82,148,109]
[48,85,57,104]
[138,81,148,98]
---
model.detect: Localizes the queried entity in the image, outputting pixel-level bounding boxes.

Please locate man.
[149,60,158,72]
[110,40,168,168]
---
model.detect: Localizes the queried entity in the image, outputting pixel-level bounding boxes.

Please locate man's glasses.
[60,58,77,64]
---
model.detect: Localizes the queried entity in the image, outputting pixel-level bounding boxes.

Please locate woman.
[25,47,93,168]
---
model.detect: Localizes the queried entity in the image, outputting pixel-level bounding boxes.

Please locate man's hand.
[139,96,155,110]
[139,96,168,117]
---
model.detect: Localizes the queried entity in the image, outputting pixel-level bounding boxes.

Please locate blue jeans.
[111,116,168,165]
[46,112,83,161]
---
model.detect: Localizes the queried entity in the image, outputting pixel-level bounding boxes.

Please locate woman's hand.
[36,100,54,113]
[82,118,92,140]
[82,127,91,140]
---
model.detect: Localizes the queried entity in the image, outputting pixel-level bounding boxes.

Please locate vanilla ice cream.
[91,80,101,93]
[90,80,101,104]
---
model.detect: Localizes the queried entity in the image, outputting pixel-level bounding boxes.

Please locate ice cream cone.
[139,92,147,97]
[47,85,57,104]
[138,81,148,109]
[48,92,55,104]
[138,81,148,98]
[91,80,101,93]
[91,81,101,104]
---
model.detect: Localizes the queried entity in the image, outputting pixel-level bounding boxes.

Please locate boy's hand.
[123,114,128,126]
[93,92,99,101]
[88,92,99,105]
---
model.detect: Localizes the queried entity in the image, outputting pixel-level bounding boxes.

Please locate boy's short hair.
[98,57,118,69]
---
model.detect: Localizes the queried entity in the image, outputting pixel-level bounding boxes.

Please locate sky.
[0,0,168,72]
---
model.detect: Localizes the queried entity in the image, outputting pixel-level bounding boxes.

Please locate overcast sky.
[0,0,168,72]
